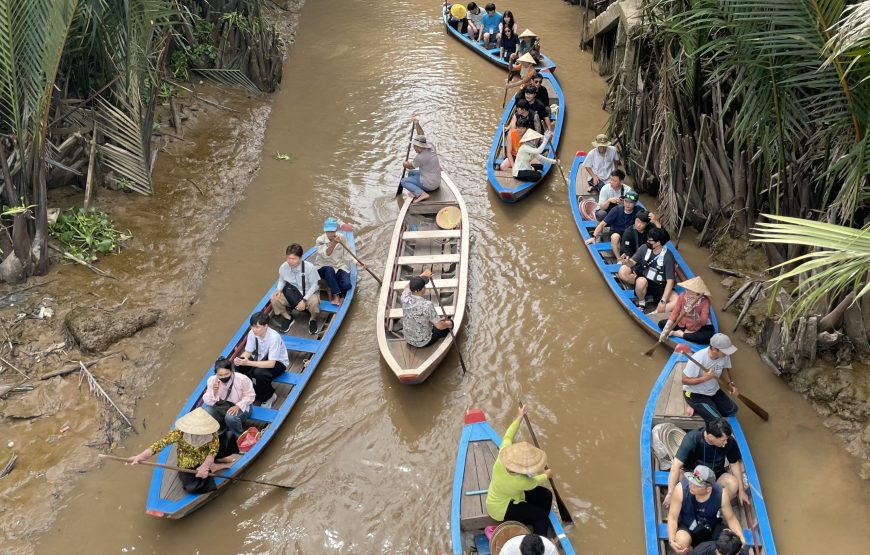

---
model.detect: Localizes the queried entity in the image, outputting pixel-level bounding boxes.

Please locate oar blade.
[738,393,770,421]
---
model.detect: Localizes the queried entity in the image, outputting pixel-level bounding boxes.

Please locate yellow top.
[486,419,549,520]
[149,430,219,469]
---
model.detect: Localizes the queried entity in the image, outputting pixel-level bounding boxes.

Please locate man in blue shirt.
[478,3,502,47]
[585,190,641,260]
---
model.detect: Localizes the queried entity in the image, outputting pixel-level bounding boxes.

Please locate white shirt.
[499,535,558,555]
[682,347,731,396]
[277,259,321,299]
[244,327,289,367]
[597,182,633,209]
[582,145,619,181]
[467,7,484,25]
[314,232,354,273]
[513,140,557,177]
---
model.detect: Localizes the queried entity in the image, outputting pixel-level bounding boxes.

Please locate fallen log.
[40,351,122,380]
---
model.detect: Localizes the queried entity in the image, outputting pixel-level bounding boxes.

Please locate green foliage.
[156,81,176,101]
[49,207,130,262]
[170,50,189,80]
[752,214,870,329]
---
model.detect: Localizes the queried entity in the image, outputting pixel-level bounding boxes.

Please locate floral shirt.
[149,430,219,469]
[400,289,439,347]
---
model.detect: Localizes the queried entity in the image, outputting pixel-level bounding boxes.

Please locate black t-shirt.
[604,205,640,235]
[691,542,718,555]
[621,225,648,256]
[515,94,550,122]
[675,428,742,477]
[501,34,519,58]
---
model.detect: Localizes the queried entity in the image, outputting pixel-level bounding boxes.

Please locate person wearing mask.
[616,226,676,310]
[271,243,322,334]
[233,311,290,408]
[201,356,255,438]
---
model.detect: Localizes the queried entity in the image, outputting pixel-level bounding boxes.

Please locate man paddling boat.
[399,117,442,204]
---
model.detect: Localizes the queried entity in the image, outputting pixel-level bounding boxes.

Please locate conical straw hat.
[519,129,543,143]
[175,407,219,435]
[517,52,537,64]
[436,206,462,230]
[519,29,537,38]
[678,276,711,296]
[499,441,547,474]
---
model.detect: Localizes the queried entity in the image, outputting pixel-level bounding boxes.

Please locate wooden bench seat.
[403,229,461,240]
[397,253,460,265]
[388,305,455,319]
[391,278,459,291]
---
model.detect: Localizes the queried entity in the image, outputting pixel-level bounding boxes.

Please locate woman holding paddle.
[658,277,715,345]
[486,405,555,536]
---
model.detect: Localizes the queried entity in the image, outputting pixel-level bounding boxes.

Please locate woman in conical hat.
[658,276,715,345]
[485,405,554,536]
[128,407,228,494]
[505,52,539,92]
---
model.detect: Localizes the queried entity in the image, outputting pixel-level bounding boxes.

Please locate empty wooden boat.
[487,70,565,202]
[640,351,777,554]
[145,234,357,518]
[442,9,556,72]
[451,409,575,554]
[376,173,469,384]
[568,152,719,350]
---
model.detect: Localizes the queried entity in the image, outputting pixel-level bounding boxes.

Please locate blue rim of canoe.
[486,70,565,202]
[442,11,557,72]
[451,410,575,555]
[567,153,719,350]
[640,352,777,554]
[145,234,357,518]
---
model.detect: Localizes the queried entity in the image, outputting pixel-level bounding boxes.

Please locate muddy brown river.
[35,0,870,553]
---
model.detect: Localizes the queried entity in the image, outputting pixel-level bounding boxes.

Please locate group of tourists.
[128,217,362,491]
[445,2,543,66]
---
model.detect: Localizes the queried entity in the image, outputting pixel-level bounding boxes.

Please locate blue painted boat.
[441,10,556,72]
[145,233,357,518]
[487,70,565,202]
[568,153,719,350]
[451,409,575,554]
[640,352,777,554]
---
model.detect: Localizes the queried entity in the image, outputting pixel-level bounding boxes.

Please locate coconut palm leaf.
[751,213,870,327]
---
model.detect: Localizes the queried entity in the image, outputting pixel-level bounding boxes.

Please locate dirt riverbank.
[0,4,305,552]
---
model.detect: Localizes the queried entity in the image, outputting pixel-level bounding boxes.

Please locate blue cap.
[323,217,339,232]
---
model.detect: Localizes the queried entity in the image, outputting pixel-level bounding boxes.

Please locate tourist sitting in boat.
[693,529,744,555]
[233,311,290,409]
[513,85,551,132]
[466,2,485,40]
[505,53,539,92]
[594,169,633,221]
[270,243,322,335]
[498,10,517,41]
[400,269,453,348]
[201,356,255,438]
[681,333,740,421]
[499,117,529,172]
[616,226,676,310]
[400,117,442,204]
[499,26,519,63]
[515,29,542,65]
[486,405,553,536]
[446,2,468,34]
[509,99,543,134]
[663,418,749,511]
[315,217,356,306]
[666,465,745,554]
[129,408,233,494]
[479,3,502,47]
[586,190,641,260]
[499,533,558,555]
[526,72,550,108]
[513,128,555,182]
[582,134,620,192]
[619,209,651,259]
[658,277,714,344]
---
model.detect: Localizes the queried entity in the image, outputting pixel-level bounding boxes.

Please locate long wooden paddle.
[643,306,687,357]
[743,500,763,555]
[337,241,383,285]
[676,348,770,421]
[100,454,296,490]
[546,106,568,189]
[518,402,573,524]
[395,122,416,196]
[502,56,515,108]
[428,274,468,375]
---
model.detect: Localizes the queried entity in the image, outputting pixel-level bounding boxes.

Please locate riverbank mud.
[0,4,306,552]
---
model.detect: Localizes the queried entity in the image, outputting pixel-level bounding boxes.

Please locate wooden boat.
[640,351,777,554]
[487,70,565,202]
[451,409,576,554]
[441,9,556,72]
[376,174,469,384]
[145,234,358,518]
[567,152,719,350]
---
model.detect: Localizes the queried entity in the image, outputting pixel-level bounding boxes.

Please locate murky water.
[36,0,869,553]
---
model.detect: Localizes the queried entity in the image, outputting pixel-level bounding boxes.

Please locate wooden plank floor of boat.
[460,440,499,532]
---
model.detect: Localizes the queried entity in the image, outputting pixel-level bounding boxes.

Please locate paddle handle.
[518,403,574,524]
[99,454,295,490]
[428,276,467,375]
[681,352,770,421]
[396,122,416,196]
[337,241,383,285]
